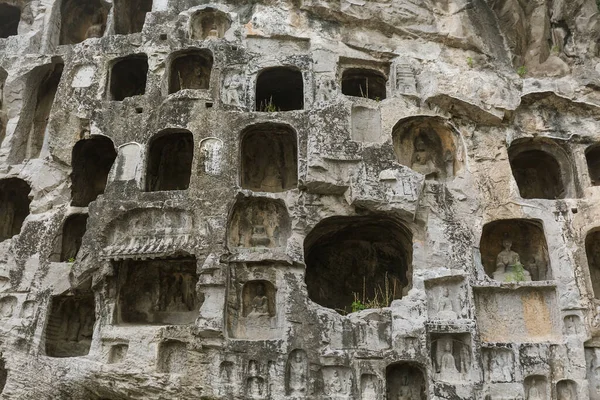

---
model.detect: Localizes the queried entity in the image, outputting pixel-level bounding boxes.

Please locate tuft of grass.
[466,57,474,68]
[67,257,75,263]
[517,65,527,78]
[348,273,400,313]
[259,96,279,112]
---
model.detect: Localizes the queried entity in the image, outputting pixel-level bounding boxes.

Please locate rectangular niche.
[425,275,467,320]
[474,286,560,343]
[45,294,95,357]
[157,340,187,374]
[430,333,472,383]
[115,257,199,325]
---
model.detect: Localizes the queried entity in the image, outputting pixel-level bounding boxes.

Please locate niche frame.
[166,48,213,95]
[337,57,390,102]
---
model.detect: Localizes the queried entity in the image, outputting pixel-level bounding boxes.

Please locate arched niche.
[0,178,31,242]
[523,375,548,400]
[585,229,600,299]
[255,67,303,111]
[190,8,231,40]
[480,219,550,282]
[304,215,412,313]
[199,137,223,175]
[240,123,297,192]
[59,0,109,44]
[168,49,213,93]
[108,55,148,101]
[342,68,386,100]
[508,138,575,199]
[113,0,151,34]
[285,349,308,395]
[557,379,577,400]
[145,129,193,192]
[392,116,461,181]
[0,295,16,317]
[0,3,20,38]
[242,280,276,317]
[386,363,426,399]
[45,294,95,357]
[586,144,600,186]
[59,214,88,262]
[228,197,291,249]
[109,142,143,183]
[71,136,116,206]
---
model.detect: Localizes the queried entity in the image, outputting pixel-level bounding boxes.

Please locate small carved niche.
[285,349,308,395]
[255,67,303,111]
[228,277,278,340]
[59,0,109,44]
[322,366,353,396]
[557,379,577,400]
[190,8,231,40]
[10,61,63,163]
[587,144,600,186]
[199,138,223,175]
[108,55,148,101]
[563,314,581,336]
[113,0,151,34]
[115,257,199,325]
[431,333,471,383]
[342,68,387,100]
[385,363,426,400]
[360,374,381,400]
[392,116,461,181]
[157,340,187,374]
[424,276,465,320]
[508,138,575,199]
[0,3,20,38]
[59,214,88,262]
[45,294,95,357]
[245,360,265,398]
[20,300,35,318]
[305,215,412,313]
[110,142,143,182]
[523,375,548,400]
[482,347,514,383]
[108,343,128,363]
[71,136,117,207]
[145,129,194,191]
[586,229,600,299]
[219,360,234,384]
[168,49,213,93]
[0,178,31,242]
[480,219,550,281]
[240,123,298,192]
[228,197,291,249]
[0,296,16,318]
[242,280,275,318]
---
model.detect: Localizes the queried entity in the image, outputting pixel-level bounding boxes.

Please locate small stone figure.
[85,13,104,39]
[437,287,457,319]
[361,376,377,399]
[249,284,270,317]
[501,354,513,382]
[331,370,343,394]
[558,383,574,400]
[223,74,242,106]
[527,379,543,400]
[494,238,531,282]
[250,225,271,247]
[411,135,438,178]
[288,351,306,394]
[439,341,460,381]
[207,23,219,38]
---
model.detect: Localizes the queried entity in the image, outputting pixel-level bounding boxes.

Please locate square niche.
[115,257,199,325]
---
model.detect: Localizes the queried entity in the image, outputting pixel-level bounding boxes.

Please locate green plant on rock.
[466,57,474,68]
[259,96,279,112]
[504,262,526,283]
[517,65,527,78]
[348,273,400,314]
[67,257,75,263]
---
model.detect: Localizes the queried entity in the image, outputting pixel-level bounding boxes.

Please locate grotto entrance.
[113,0,151,34]
[168,50,212,93]
[145,129,193,191]
[0,178,31,242]
[59,214,88,262]
[45,294,95,357]
[0,3,20,38]
[255,67,303,111]
[71,136,116,207]
[341,68,386,100]
[109,55,148,101]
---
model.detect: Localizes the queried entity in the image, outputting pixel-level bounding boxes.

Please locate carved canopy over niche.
[392,116,462,182]
[189,8,231,40]
[228,197,291,249]
[101,208,194,260]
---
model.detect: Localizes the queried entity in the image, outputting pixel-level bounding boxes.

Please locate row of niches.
[0,1,231,42]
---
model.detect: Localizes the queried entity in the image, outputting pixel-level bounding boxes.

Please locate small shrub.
[67,257,76,263]
[517,66,527,78]
[259,96,279,112]
[466,57,474,68]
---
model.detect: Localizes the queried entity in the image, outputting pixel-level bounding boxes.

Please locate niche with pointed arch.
[508,138,576,199]
[240,123,297,192]
[71,136,117,207]
[146,129,194,192]
[0,178,31,242]
[392,116,461,181]
[228,197,291,249]
[304,215,412,313]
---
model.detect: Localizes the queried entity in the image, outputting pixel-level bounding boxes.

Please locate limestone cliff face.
[1,0,600,399]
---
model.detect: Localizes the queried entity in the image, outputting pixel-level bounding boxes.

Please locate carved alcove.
[20,300,35,318]
[587,144,600,186]
[45,294,95,357]
[240,123,297,192]
[113,0,151,34]
[321,366,353,397]
[107,343,128,363]
[168,49,213,93]
[108,55,148,101]
[114,257,199,325]
[0,178,31,242]
[109,142,143,184]
[305,215,412,313]
[586,229,600,299]
[556,379,577,399]
[0,3,20,38]
[430,333,471,383]
[285,349,308,395]
[424,276,466,320]
[145,129,193,192]
[563,314,581,336]
[71,136,117,206]
[9,60,63,163]
[245,360,266,398]
[342,68,387,100]
[255,67,303,111]
[190,8,231,40]
[386,363,426,400]
[523,375,548,399]
[199,137,223,176]
[157,340,187,373]
[58,214,88,262]
[59,0,109,44]
[480,219,550,282]
[360,374,382,400]
[228,197,291,250]
[392,116,462,181]
[508,137,576,199]
[228,277,277,340]
[0,296,16,318]
[482,346,514,383]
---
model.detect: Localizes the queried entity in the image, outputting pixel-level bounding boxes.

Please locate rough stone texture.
[2,0,600,399]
